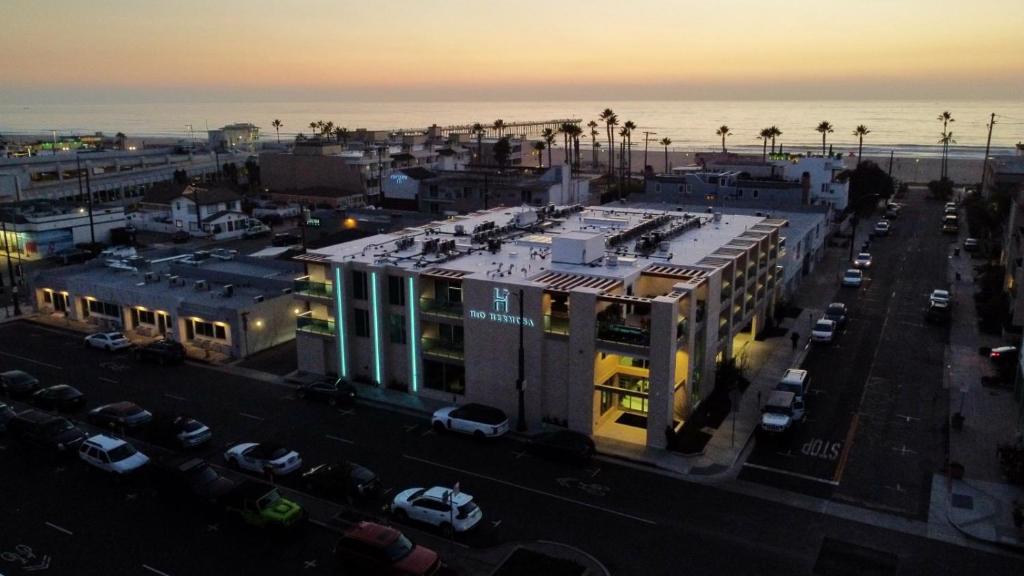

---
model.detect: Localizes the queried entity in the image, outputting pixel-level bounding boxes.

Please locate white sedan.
[841,269,863,288]
[811,318,837,343]
[224,442,303,476]
[930,289,951,309]
[85,332,133,351]
[79,435,149,475]
[432,403,510,438]
[391,486,483,534]
[853,252,873,269]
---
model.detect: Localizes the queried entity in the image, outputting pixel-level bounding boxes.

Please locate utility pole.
[78,154,97,246]
[516,288,527,432]
[642,131,656,186]
[887,151,894,179]
[2,220,21,316]
[980,113,996,194]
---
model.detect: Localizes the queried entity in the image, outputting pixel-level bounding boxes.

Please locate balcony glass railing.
[297,315,335,336]
[294,277,333,298]
[543,314,570,335]
[419,297,464,317]
[720,286,732,301]
[676,318,688,339]
[597,322,650,347]
[421,337,464,360]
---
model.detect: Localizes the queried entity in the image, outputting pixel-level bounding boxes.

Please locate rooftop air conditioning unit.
[221,284,234,298]
[144,272,157,283]
[168,275,180,286]
[281,287,293,294]
[252,295,264,303]
[193,279,207,291]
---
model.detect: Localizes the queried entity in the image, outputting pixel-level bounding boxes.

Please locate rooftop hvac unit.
[144,272,157,283]
[454,224,465,235]
[281,287,293,294]
[253,295,264,303]
[193,279,207,291]
[606,254,619,267]
[168,275,180,286]
[221,284,234,298]
[713,212,723,222]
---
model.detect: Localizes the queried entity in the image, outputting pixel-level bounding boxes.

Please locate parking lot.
[741,192,952,518]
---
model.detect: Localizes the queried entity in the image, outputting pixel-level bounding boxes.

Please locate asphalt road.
[741,191,952,518]
[1,320,1020,576]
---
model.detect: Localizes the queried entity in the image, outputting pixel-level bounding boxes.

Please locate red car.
[334,521,441,575]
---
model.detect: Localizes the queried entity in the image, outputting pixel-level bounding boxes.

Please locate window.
[439,323,463,345]
[87,299,121,319]
[354,308,371,338]
[388,275,405,306]
[655,184,661,193]
[423,360,465,395]
[389,313,406,344]
[43,291,52,304]
[131,309,155,326]
[737,189,744,198]
[193,320,227,340]
[753,190,759,199]
[352,270,368,300]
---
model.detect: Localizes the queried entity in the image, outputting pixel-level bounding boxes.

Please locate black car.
[171,230,190,244]
[0,402,15,433]
[295,379,356,406]
[525,430,596,464]
[134,339,186,364]
[88,401,153,429]
[50,248,95,265]
[29,385,86,413]
[823,302,848,328]
[7,410,87,453]
[301,462,381,502]
[272,232,302,247]
[0,370,40,399]
[145,414,212,449]
[154,457,236,504]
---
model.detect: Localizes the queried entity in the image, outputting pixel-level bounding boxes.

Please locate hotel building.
[293,204,785,448]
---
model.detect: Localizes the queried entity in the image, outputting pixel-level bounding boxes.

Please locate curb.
[534,540,613,576]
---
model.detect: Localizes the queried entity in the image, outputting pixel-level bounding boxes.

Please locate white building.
[208,123,260,152]
[0,201,127,260]
[167,185,257,240]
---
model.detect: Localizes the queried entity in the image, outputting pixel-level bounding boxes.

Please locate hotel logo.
[493,288,510,313]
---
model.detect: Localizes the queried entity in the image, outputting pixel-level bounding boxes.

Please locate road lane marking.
[44,522,73,536]
[98,377,118,384]
[238,412,264,421]
[142,565,173,576]
[164,393,187,401]
[326,434,354,445]
[895,414,919,423]
[0,351,62,370]
[742,462,841,486]
[403,454,656,525]
[833,413,860,483]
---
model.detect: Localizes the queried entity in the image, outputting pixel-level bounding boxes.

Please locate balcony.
[420,297,463,318]
[294,277,333,299]
[421,337,464,360]
[676,317,688,340]
[597,322,650,347]
[543,314,570,335]
[297,314,335,337]
[720,285,732,302]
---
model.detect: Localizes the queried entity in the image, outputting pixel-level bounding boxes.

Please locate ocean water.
[2,100,1022,159]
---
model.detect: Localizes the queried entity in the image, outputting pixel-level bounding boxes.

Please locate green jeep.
[222,480,305,528]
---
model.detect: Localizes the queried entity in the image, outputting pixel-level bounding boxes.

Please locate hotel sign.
[468,288,536,327]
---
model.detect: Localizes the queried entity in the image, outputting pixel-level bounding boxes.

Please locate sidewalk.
[938,231,1024,550]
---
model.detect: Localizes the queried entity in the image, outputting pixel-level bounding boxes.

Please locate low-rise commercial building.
[292,204,785,448]
[0,201,127,260]
[33,252,301,359]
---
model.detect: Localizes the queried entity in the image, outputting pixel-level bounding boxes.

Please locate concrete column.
[647,298,678,448]
[567,288,600,434]
[56,163,64,181]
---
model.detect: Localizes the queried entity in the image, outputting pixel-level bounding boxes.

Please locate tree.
[571,124,583,174]
[852,125,870,166]
[271,119,282,144]
[559,122,573,167]
[839,161,895,211]
[757,127,772,162]
[618,127,629,185]
[600,108,618,177]
[716,125,732,153]
[938,131,957,181]
[623,120,637,177]
[472,123,484,164]
[937,111,955,179]
[928,177,954,201]
[769,126,782,154]
[532,141,546,168]
[587,120,599,168]
[660,137,672,173]
[333,126,349,145]
[493,119,505,138]
[309,122,319,138]
[493,137,511,169]
[322,121,334,138]
[815,121,834,155]
[541,128,556,169]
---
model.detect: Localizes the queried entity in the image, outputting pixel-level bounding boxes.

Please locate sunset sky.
[3,0,1023,102]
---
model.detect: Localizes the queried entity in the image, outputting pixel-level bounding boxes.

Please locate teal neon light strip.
[407,276,418,392]
[334,267,348,378]
[370,271,382,385]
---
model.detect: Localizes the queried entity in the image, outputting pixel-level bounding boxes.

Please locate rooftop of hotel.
[304,205,784,288]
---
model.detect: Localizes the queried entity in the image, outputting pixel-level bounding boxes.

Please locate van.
[777,368,809,399]
[760,391,805,433]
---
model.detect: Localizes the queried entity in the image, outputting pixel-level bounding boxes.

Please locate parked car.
[525,430,596,464]
[272,232,302,247]
[391,486,483,535]
[431,403,509,438]
[824,302,848,328]
[134,339,186,364]
[942,215,959,234]
[776,368,810,401]
[841,269,863,288]
[929,289,951,309]
[334,522,441,576]
[294,378,357,406]
[221,480,305,529]
[7,410,87,452]
[153,457,236,504]
[100,245,137,259]
[84,332,132,352]
[29,385,86,413]
[171,230,191,244]
[760,391,805,434]
[873,220,891,236]
[49,247,95,266]
[302,462,381,502]
[810,318,837,343]
[926,301,951,324]
[963,238,979,252]
[0,370,40,398]
[224,442,303,476]
[885,202,902,218]
[145,414,212,449]
[79,434,150,475]
[989,346,1018,363]
[852,252,873,269]
[0,402,17,433]
[242,222,272,238]
[87,401,153,429]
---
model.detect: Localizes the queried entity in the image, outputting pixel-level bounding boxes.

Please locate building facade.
[0,201,127,260]
[292,205,785,449]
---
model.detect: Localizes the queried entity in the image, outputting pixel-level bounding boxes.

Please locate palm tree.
[769,126,782,154]
[937,111,955,179]
[323,121,335,139]
[599,109,618,177]
[659,138,672,174]
[716,125,732,153]
[559,122,573,166]
[618,127,629,184]
[571,124,583,174]
[493,119,505,138]
[541,128,556,168]
[271,119,283,144]
[333,126,349,145]
[757,127,772,162]
[852,125,871,166]
[532,141,546,168]
[471,123,484,164]
[939,131,957,179]
[815,121,834,155]
[309,122,319,138]
[623,120,636,177]
[587,120,599,168]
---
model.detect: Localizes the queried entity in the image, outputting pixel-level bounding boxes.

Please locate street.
[1,320,1021,575]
